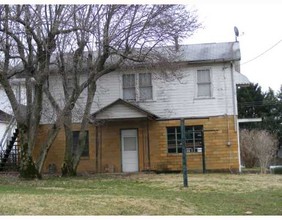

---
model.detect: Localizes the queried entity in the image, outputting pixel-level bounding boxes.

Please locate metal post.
[201,131,206,173]
[180,118,188,187]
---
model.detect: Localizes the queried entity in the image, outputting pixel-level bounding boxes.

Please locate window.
[197,69,211,97]
[167,125,203,154]
[123,74,136,100]
[139,73,152,100]
[167,127,181,153]
[72,131,89,157]
[123,73,152,101]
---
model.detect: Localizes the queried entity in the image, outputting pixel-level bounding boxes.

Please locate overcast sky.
[185,0,282,93]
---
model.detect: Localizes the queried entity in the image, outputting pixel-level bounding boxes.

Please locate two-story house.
[32,41,250,174]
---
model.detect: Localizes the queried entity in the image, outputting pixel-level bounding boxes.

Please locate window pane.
[123,74,135,100]
[72,131,89,157]
[194,126,203,131]
[139,73,152,86]
[123,88,135,100]
[197,70,211,97]
[140,87,152,100]
[73,131,79,151]
[124,137,137,151]
[185,130,193,140]
[139,73,152,100]
[167,127,175,134]
[197,70,210,83]
[177,146,182,153]
[168,146,177,153]
[198,84,211,97]
[123,74,135,87]
[167,127,177,153]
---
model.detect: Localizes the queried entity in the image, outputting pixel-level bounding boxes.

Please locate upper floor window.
[139,73,152,100]
[123,73,152,101]
[197,69,211,97]
[123,74,136,100]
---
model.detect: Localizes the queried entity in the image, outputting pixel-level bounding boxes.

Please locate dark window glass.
[72,131,89,157]
[167,125,204,153]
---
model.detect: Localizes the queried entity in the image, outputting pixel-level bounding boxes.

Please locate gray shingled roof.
[173,41,241,63]
[11,41,241,76]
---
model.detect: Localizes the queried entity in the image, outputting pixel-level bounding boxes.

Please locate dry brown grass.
[0,173,281,215]
[125,173,282,193]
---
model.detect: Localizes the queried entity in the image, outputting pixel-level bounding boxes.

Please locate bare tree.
[61,5,200,176]
[240,129,257,168]
[0,5,85,177]
[0,4,201,177]
[240,129,278,173]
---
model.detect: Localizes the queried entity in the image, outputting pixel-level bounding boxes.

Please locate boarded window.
[123,74,136,100]
[139,73,152,100]
[197,69,211,97]
[167,125,203,153]
[72,131,89,157]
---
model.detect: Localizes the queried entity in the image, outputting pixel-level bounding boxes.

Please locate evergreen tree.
[237,83,282,148]
[237,83,265,130]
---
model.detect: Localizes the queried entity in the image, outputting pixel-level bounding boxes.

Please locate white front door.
[121,129,138,172]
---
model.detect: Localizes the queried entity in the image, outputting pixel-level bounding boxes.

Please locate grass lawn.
[0,172,281,215]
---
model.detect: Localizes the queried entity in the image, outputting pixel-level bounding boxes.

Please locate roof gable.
[92,99,158,120]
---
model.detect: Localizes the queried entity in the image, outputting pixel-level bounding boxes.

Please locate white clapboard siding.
[1,61,242,124]
[90,63,237,119]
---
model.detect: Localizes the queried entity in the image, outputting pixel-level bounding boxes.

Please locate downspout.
[230,61,237,131]
[230,61,241,172]
[95,125,99,173]
[237,119,242,173]
[146,118,151,171]
[223,65,231,146]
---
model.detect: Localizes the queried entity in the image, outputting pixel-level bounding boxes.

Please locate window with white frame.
[197,69,212,97]
[123,74,136,100]
[139,73,152,100]
[123,73,152,101]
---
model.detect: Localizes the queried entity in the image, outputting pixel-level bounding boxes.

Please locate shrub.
[240,129,278,173]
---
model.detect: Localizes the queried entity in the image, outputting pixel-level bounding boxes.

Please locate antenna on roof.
[234,26,239,42]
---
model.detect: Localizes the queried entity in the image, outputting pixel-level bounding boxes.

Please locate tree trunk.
[61,109,76,176]
[35,123,61,174]
[72,82,97,172]
[18,125,41,179]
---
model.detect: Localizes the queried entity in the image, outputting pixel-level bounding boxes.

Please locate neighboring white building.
[0,110,13,150]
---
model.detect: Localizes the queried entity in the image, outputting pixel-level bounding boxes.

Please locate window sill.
[124,99,156,103]
[167,152,202,156]
[138,99,156,103]
[194,97,215,100]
